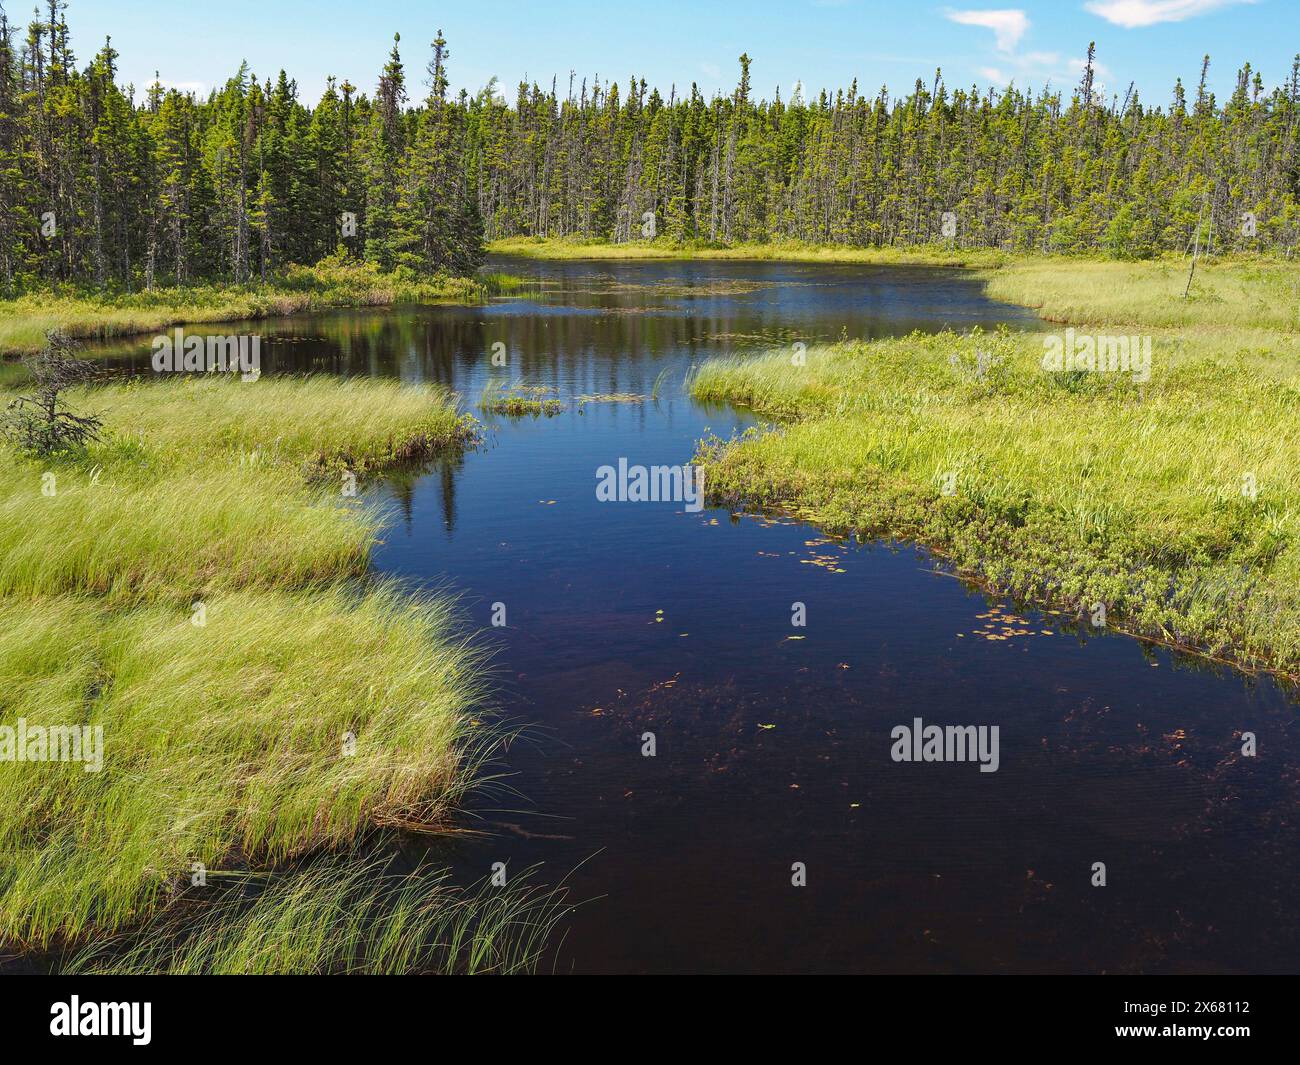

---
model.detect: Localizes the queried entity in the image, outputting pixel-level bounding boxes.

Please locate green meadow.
[0,372,521,967]
[692,256,1300,679]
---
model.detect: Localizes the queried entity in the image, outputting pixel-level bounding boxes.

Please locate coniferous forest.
[1,0,1298,291]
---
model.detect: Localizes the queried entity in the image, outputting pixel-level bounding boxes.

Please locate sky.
[34,0,1300,107]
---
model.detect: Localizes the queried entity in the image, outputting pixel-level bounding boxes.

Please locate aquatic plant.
[480,381,564,417]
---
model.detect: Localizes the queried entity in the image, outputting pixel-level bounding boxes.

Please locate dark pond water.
[94,257,1300,974]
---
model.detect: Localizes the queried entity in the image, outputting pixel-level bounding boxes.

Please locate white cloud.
[974,50,1113,94]
[947,6,1118,96]
[946,8,1030,52]
[1084,0,1253,29]
[1020,51,1061,67]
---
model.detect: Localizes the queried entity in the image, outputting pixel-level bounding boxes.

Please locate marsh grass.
[489,235,1011,265]
[651,367,672,401]
[977,257,1300,334]
[82,374,478,476]
[0,258,518,356]
[0,376,475,605]
[479,380,564,417]
[0,585,497,947]
[693,313,1300,677]
[0,372,514,956]
[477,271,532,295]
[62,855,569,975]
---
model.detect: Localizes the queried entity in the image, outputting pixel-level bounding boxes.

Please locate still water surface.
[98,257,1300,973]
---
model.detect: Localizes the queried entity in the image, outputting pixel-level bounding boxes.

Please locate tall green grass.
[63,857,569,975]
[0,372,521,960]
[0,377,474,605]
[693,317,1300,677]
[0,586,494,947]
[978,257,1300,334]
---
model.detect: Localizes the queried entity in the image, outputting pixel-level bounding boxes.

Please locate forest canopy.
[1,1,1297,294]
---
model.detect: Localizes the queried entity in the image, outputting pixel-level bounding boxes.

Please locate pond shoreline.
[0,260,524,358]
[690,251,1300,681]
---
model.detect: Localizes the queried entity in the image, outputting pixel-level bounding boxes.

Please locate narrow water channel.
[93,257,1300,973]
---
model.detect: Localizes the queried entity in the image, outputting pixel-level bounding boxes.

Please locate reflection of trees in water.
[273,301,779,386]
[436,454,459,535]
[91,305,811,387]
[387,473,417,531]
[381,449,465,535]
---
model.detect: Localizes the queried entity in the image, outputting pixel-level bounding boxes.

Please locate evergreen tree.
[0,3,1295,295]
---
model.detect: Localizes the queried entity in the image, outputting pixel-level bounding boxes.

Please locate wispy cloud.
[945,8,1030,52]
[974,50,1113,95]
[944,5,1120,97]
[1084,0,1254,29]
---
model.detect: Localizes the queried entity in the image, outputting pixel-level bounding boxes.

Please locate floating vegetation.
[800,537,849,573]
[968,605,1042,643]
[480,381,563,417]
[601,279,772,298]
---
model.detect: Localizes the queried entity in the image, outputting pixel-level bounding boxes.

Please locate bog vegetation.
[0,371,515,968]
[692,257,1300,678]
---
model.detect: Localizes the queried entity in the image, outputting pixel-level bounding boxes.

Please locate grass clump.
[692,263,1300,678]
[0,586,490,948]
[479,380,564,417]
[0,370,517,961]
[0,376,474,606]
[63,857,568,975]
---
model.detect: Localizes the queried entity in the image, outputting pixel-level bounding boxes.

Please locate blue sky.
[48,1,1299,107]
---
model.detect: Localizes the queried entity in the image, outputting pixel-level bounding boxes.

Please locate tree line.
[478,44,1300,257]
[2,1,1297,295]
[0,1,483,292]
